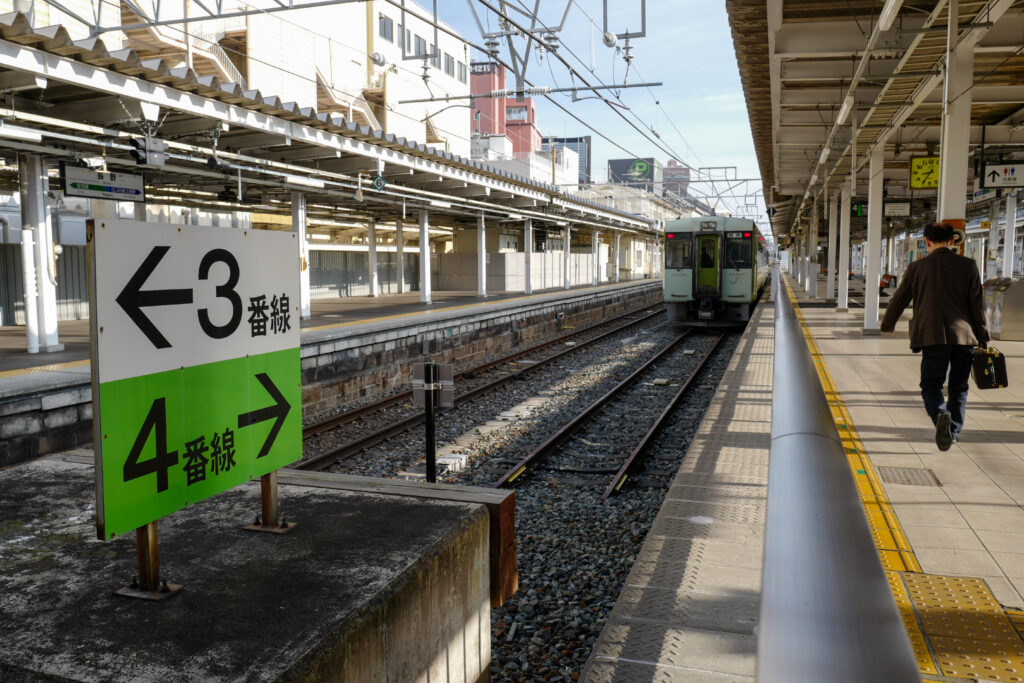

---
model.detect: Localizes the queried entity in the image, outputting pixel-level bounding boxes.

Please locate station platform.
[584,272,1024,681]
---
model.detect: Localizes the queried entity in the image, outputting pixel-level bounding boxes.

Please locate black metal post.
[425,363,437,483]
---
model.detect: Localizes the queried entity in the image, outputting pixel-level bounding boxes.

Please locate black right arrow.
[238,373,291,458]
[988,170,1000,183]
[116,245,193,349]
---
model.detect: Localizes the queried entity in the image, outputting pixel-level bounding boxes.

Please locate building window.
[444,53,455,76]
[378,14,393,42]
[430,44,440,68]
[507,106,528,121]
[457,61,467,83]
[402,28,411,51]
[414,35,426,57]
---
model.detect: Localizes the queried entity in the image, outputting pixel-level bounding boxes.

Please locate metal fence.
[309,250,418,299]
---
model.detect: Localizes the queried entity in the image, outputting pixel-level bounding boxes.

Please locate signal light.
[128,135,167,167]
[743,232,751,238]
[667,233,674,239]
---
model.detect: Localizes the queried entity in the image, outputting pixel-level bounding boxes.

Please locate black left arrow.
[238,373,291,458]
[116,246,194,349]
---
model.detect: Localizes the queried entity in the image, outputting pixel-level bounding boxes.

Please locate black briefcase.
[972,347,1008,390]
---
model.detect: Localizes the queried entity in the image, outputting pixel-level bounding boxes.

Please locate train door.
[695,234,720,294]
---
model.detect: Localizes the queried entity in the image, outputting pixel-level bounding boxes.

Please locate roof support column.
[837,180,851,312]
[19,153,61,353]
[987,200,1001,280]
[1005,192,1018,278]
[419,210,432,303]
[133,202,147,222]
[614,232,621,283]
[368,219,379,297]
[563,226,571,290]
[396,219,405,293]
[292,192,311,319]
[477,213,487,298]
[826,187,837,302]
[937,0,974,233]
[592,231,600,286]
[864,144,884,333]
[524,218,533,295]
[808,200,818,298]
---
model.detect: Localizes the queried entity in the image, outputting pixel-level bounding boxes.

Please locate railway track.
[296,306,665,471]
[491,331,726,496]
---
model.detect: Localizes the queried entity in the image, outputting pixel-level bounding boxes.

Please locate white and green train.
[664,216,770,326]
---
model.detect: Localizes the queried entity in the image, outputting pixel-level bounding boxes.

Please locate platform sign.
[982,164,1023,189]
[89,220,301,540]
[61,162,146,202]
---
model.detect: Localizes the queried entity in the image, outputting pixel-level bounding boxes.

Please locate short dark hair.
[924,222,955,243]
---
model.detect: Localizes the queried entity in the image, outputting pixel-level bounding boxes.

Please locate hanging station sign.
[88,220,301,539]
[61,162,146,202]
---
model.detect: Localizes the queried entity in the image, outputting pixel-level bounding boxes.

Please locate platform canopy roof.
[727,0,1024,246]
[0,12,656,238]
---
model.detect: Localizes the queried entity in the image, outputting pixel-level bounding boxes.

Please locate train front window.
[725,238,752,269]
[666,236,692,269]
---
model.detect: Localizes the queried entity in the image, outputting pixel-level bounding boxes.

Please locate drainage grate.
[878,466,941,487]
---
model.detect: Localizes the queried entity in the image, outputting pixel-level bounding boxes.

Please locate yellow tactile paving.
[0,359,89,378]
[888,571,940,675]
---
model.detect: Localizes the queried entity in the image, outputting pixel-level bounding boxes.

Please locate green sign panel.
[97,348,299,539]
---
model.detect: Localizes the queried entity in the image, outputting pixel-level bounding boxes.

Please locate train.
[664,216,770,326]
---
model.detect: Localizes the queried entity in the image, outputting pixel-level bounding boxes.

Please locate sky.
[434,0,764,221]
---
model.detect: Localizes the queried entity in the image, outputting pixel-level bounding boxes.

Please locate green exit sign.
[851,202,868,217]
[89,220,301,539]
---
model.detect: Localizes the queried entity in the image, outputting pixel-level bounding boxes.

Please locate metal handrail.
[757,270,919,681]
[189,31,246,87]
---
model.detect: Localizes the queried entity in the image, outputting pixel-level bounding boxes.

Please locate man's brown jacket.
[880,247,990,351]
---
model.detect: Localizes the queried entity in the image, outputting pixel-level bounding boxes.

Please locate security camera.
[602,32,617,48]
[80,156,105,170]
[370,52,387,67]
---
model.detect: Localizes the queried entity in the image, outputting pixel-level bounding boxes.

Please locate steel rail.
[301,307,664,438]
[757,271,918,681]
[493,330,695,488]
[601,332,725,500]
[294,308,666,471]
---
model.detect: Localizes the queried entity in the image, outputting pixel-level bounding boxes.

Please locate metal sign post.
[413,363,453,483]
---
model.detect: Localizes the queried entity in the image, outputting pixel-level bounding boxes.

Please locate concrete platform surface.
[0,451,490,682]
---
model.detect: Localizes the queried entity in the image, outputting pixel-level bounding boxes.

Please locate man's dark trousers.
[920,344,974,436]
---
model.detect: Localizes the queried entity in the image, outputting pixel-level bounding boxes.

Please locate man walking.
[880,222,989,451]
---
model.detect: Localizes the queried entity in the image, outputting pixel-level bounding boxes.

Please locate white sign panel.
[884,202,911,217]
[92,220,299,383]
[62,163,145,202]
[983,164,1024,189]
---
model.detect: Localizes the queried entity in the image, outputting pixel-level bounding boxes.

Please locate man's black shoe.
[936,412,953,451]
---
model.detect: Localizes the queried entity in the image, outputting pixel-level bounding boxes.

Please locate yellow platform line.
[785,278,1024,680]
[0,359,89,379]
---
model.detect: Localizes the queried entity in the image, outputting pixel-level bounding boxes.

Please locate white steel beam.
[838,180,851,311]
[864,145,884,332]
